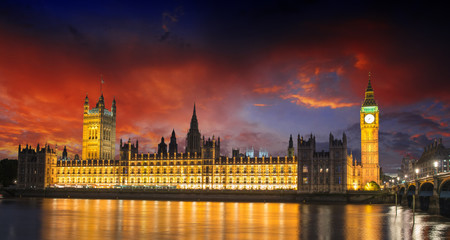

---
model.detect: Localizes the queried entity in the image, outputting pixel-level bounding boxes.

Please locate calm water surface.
[0,198,449,239]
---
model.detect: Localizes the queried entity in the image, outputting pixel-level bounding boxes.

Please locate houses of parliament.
[17,76,380,192]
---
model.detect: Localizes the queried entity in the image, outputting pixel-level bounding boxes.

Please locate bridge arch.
[406,185,416,208]
[439,179,450,218]
[418,182,434,211]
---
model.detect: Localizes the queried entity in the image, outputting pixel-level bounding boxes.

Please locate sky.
[0,0,449,173]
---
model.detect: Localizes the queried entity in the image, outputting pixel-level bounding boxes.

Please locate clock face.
[365,114,375,124]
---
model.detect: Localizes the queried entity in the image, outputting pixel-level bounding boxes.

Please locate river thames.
[0,198,449,239]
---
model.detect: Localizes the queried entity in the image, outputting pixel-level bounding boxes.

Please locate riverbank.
[4,188,394,204]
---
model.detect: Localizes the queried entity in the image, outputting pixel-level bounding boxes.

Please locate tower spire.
[190,103,198,130]
[362,72,377,107]
[186,103,201,154]
[289,134,293,148]
[193,102,196,117]
[366,72,373,92]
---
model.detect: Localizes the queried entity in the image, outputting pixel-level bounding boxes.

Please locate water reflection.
[0,199,449,239]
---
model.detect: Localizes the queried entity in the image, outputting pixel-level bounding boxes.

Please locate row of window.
[87,151,112,160]
[57,166,298,175]
[56,176,296,185]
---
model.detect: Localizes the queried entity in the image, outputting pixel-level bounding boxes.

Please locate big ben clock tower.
[360,73,380,186]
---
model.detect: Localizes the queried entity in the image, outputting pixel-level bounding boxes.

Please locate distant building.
[416,138,450,178]
[245,147,254,158]
[258,148,268,158]
[397,156,416,182]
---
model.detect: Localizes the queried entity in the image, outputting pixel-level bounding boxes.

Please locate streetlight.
[415,168,419,179]
[434,161,438,175]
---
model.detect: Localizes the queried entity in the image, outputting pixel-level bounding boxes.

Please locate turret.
[62,146,68,160]
[158,137,167,155]
[84,94,89,114]
[343,132,347,147]
[169,129,178,154]
[112,97,116,116]
[190,103,199,130]
[96,93,105,109]
[186,103,202,154]
[288,134,294,157]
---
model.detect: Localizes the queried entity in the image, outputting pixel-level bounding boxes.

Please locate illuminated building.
[359,74,380,186]
[44,103,297,190]
[415,139,449,178]
[18,76,380,191]
[82,93,116,161]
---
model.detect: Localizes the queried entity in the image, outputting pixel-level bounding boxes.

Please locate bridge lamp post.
[415,168,419,180]
[434,161,438,175]
[405,175,407,182]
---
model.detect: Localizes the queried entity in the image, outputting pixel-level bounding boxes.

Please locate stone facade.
[17,76,379,191]
[82,94,116,160]
[359,74,380,186]
[17,144,57,188]
[297,133,349,193]
[416,138,450,178]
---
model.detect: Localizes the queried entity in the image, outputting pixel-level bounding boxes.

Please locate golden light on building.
[18,76,380,192]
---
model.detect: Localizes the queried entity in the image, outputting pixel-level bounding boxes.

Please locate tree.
[0,159,18,187]
[364,181,381,191]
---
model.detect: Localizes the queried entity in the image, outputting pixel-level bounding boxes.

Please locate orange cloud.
[282,94,358,109]
[253,86,282,94]
[253,104,271,107]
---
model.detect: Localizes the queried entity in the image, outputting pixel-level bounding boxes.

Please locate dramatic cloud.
[0,1,449,173]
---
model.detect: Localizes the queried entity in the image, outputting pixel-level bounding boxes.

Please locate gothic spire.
[366,72,374,92]
[289,134,293,148]
[190,103,198,130]
[193,102,196,116]
[362,72,377,107]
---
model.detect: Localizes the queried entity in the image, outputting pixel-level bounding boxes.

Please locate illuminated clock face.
[365,114,375,124]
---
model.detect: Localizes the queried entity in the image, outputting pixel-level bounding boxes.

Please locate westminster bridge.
[394,171,450,217]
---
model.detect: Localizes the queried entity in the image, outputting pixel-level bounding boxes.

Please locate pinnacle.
[366,72,374,92]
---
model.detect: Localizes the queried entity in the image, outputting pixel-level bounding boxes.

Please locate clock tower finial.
[366,72,373,92]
